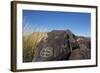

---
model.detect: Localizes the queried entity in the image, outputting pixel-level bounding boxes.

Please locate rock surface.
[32,30,91,62]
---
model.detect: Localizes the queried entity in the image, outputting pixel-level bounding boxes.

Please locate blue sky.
[23,10,91,37]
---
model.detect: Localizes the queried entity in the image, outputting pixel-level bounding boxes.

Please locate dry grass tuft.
[23,32,47,62]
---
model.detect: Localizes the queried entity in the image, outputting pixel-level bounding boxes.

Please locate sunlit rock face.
[68,37,91,60]
[32,30,80,62]
[76,37,91,59]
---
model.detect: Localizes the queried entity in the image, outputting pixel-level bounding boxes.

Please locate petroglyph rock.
[32,30,79,62]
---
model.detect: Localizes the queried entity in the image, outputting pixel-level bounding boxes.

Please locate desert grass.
[23,32,47,62]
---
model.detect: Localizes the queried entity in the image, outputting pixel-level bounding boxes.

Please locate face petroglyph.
[40,47,53,58]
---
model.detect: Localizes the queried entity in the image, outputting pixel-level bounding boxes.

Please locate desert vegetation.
[23,32,47,62]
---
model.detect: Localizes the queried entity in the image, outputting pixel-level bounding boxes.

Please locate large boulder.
[32,30,79,62]
[68,37,91,60]
[77,37,91,59]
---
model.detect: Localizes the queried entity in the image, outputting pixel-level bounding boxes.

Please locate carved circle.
[40,47,53,58]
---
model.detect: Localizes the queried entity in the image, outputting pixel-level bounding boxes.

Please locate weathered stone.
[32,30,80,62]
[69,48,81,60]
[77,37,91,59]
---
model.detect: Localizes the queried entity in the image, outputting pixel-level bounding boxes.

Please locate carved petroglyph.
[40,47,53,58]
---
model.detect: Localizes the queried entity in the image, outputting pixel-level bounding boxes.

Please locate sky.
[23,10,91,37]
